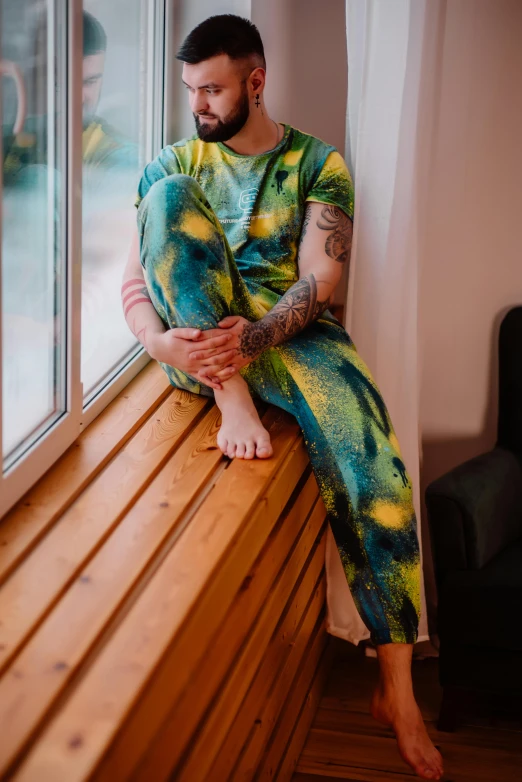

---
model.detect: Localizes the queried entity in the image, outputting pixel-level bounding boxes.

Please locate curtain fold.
[326,0,443,645]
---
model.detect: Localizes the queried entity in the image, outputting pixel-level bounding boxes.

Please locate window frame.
[0,0,168,517]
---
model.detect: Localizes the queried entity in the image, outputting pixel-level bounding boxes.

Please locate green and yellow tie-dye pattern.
[135,124,421,646]
[135,123,353,313]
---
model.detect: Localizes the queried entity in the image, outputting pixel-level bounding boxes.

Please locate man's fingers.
[190,334,233,351]
[192,328,232,341]
[189,348,237,366]
[189,346,222,360]
[201,349,237,365]
[197,372,222,391]
[213,366,237,380]
[174,328,201,340]
[204,359,237,375]
[218,315,241,327]
[192,347,237,362]
[209,334,233,348]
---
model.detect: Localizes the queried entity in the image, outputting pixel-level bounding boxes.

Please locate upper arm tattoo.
[316,205,352,263]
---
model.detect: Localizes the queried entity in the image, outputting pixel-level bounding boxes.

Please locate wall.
[252,0,347,154]
[420,0,522,482]
[419,0,522,622]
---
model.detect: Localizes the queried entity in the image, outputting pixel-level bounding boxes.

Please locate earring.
[255,93,260,108]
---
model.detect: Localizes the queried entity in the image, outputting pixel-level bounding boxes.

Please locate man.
[2,10,136,183]
[80,10,137,171]
[121,14,444,781]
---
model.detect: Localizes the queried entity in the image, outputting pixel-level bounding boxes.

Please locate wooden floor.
[292,642,522,782]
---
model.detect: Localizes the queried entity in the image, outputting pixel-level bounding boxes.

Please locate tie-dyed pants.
[137,173,421,646]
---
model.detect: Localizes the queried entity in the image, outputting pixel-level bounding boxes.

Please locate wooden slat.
[12,409,307,781]
[273,631,334,782]
[130,473,323,782]
[0,403,226,776]
[255,612,332,781]
[175,507,328,782]
[0,362,172,583]
[226,576,326,780]
[0,391,209,673]
[215,520,327,782]
[91,424,312,782]
[199,577,328,782]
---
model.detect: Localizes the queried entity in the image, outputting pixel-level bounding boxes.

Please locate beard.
[194,85,250,143]
[82,105,98,130]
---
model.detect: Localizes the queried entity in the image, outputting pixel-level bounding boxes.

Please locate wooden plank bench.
[0,361,335,781]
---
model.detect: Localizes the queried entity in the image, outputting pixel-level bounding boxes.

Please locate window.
[81,0,164,403]
[0,0,166,515]
[1,0,68,471]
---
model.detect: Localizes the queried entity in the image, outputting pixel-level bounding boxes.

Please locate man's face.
[182,54,252,143]
[82,52,105,126]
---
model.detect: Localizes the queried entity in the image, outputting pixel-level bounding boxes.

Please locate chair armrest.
[425,447,522,576]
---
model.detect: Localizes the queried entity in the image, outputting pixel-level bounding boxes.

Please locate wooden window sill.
[0,360,333,780]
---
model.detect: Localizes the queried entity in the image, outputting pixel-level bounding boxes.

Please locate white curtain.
[325,0,444,645]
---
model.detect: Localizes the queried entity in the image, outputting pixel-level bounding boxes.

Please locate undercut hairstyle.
[175,14,266,76]
[83,10,107,57]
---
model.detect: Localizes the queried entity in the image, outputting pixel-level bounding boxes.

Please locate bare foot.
[214,373,273,459]
[370,683,444,780]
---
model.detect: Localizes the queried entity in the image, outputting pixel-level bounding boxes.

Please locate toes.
[244,441,256,459]
[419,764,440,780]
[432,748,444,777]
[399,743,442,780]
[217,437,228,456]
[256,436,273,459]
[235,442,246,459]
[227,443,237,459]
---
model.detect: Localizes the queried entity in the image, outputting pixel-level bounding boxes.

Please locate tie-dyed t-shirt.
[135,122,354,298]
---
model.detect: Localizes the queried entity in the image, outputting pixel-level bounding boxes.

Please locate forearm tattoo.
[238,274,330,359]
[121,277,152,318]
[121,277,153,350]
[316,204,352,263]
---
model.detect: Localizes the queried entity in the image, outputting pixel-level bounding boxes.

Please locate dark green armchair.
[425,306,522,731]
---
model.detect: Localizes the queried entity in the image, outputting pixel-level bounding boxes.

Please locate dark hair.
[83,10,107,57]
[176,14,265,75]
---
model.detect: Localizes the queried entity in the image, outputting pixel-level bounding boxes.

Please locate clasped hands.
[150,315,252,391]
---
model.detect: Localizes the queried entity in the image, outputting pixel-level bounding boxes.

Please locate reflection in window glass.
[81,0,154,400]
[1,0,66,465]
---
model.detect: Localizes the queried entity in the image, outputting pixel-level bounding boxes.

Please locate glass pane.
[81,0,155,400]
[1,0,66,467]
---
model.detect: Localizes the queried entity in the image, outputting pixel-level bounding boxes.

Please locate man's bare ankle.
[376,678,416,703]
[214,373,250,401]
